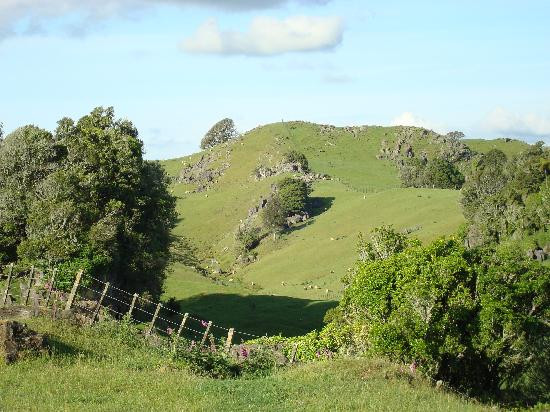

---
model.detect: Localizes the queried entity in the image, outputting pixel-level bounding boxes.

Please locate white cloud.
[181,16,343,56]
[390,112,445,133]
[484,107,550,140]
[0,0,331,38]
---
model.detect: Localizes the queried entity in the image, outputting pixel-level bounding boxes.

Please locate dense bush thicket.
[0,107,177,298]
[399,157,464,189]
[200,118,239,150]
[461,144,549,247]
[257,227,550,406]
[261,177,310,232]
[282,150,309,172]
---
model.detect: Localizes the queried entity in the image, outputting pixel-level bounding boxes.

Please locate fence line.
[0,264,261,346]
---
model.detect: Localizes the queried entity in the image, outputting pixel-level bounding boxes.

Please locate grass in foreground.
[0,317,489,411]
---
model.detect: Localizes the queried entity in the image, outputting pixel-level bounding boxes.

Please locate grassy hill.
[0,317,489,412]
[159,122,530,337]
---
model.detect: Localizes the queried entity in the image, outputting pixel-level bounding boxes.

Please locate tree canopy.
[200,118,239,150]
[0,107,177,298]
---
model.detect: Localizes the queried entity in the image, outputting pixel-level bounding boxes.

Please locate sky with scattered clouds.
[1,0,549,158]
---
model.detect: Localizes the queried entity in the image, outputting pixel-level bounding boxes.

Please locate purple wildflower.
[201,320,208,328]
[240,346,249,358]
[166,327,173,335]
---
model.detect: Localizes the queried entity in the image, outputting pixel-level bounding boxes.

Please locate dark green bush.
[283,150,309,172]
[277,177,310,215]
[422,158,464,189]
[261,196,288,232]
[335,235,550,404]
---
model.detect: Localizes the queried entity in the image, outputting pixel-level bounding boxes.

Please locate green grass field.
[160,124,531,337]
[0,317,489,412]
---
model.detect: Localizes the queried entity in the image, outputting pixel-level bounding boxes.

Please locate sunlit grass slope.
[159,123,530,335]
[0,318,489,412]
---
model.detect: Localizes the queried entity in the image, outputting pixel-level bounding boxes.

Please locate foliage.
[461,144,549,247]
[261,177,310,233]
[331,235,550,404]
[423,158,465,189]
[276,177,310,215]
[0,107,177,299]
[200,118,239,150]
[235,223,262,253]
[238,347,279,378]
[399,157,464,189]
[356,225,419,262]
[282,150,309,172]
[261,196,288,233]
[398,157,426,188]
[174,345,240,379]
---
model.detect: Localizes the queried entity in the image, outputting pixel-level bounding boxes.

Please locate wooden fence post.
[147,303,162,335]
[225,328,234,352]
[177,313,189,337]
[90,282,109,323]
[200,321,212,346]
[23,266,35,306]
[65,269,83,311]
[290,343,299,364]
[32,293,40,316]
[127,293,138,318]
[44,269,57,307]
[1,263,14,308]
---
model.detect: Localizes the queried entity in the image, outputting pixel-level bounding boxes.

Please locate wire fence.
[0,264,261,348]
[0,263,480,403]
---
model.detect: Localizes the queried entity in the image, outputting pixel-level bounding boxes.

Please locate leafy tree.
[461,149,508,219]
[0,107,177,299]
[261,196,288,233]
[461,145,550,247]
[277,177,310,215]
[200,118,238,150]
[422,158,464,189]
[282,150,309,172]
[398,157,426,187]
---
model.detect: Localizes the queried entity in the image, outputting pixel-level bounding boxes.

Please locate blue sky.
[1,0,549,159]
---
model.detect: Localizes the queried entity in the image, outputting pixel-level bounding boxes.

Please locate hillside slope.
[160,122,528,336]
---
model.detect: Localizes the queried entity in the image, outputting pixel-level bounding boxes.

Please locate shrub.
[261,196,288,233]
[239,347,279,378]
[235,224,261,253]
[200,118,239,150]
[282,150,309,172]
[277,177,310,215]
[334,235,550,404]
[422,158,464,189]
[175,346,240,379]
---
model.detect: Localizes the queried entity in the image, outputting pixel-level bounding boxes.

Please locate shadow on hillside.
[171,293,338,339]
[307,196,335,218]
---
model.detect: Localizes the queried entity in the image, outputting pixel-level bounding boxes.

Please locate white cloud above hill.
[0,0,331,38]
[483,107,550,141]
[390,112,446,133]
[181,16,343,56]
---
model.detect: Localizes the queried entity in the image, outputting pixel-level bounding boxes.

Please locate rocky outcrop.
[0,320,47,364]
[177,147,232,192]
